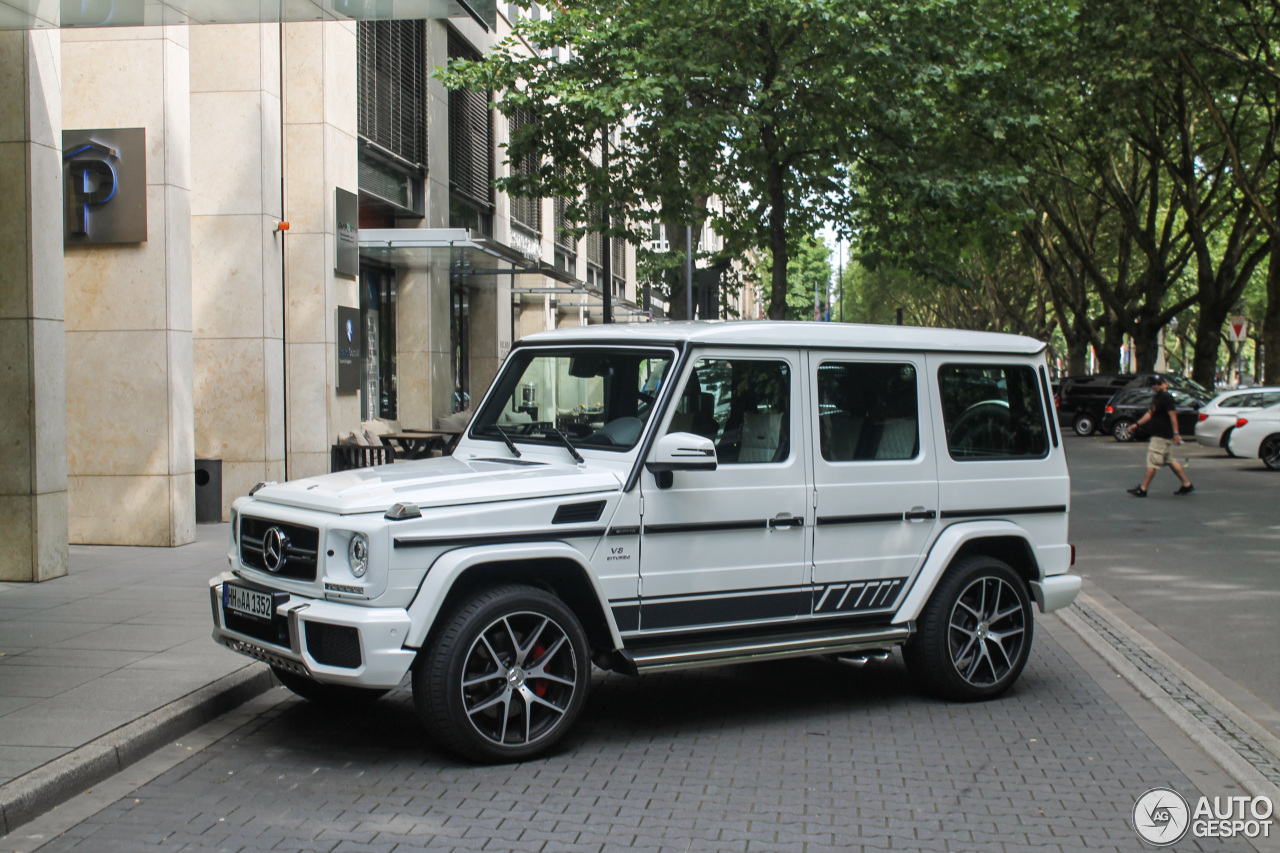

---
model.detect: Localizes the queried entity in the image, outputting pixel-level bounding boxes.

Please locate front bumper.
[209,572,416,689]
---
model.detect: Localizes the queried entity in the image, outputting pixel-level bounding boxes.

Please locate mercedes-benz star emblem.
[262,527,289,573]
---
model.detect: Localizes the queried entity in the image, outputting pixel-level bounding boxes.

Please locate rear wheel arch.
[951,535,1040,591]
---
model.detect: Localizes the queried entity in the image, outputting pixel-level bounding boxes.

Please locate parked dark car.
[1100,385,1211,442]
[1056,372,1209,436]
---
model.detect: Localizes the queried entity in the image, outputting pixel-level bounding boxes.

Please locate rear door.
[808,353,938,619]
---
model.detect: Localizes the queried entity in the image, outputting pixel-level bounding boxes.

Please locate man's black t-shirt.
[1149,391,1177,439]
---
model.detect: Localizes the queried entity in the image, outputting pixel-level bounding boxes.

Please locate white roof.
[517,321,1047,355]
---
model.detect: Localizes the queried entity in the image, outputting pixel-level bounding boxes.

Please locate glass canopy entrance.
[0,0,491,30]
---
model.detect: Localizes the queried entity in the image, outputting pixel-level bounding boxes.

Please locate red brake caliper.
[531,644,548,696]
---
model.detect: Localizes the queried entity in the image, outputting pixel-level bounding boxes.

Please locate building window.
[360,266,398,420]
[448,29,494,221]
[507,107,542,235]
[357,21,425,214]
[554,195,576,272]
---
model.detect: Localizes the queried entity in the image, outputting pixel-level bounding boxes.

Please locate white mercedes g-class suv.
[211,322,1079,762]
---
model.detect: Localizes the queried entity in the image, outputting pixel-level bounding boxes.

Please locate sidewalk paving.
[0,525,273,832]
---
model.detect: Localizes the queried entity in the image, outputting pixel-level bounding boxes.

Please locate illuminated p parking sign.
[63,128,147,245]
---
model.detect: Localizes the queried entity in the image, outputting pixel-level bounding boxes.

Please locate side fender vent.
[553,500,607,525]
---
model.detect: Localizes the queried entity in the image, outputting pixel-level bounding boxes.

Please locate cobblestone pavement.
[32,629,1250,853]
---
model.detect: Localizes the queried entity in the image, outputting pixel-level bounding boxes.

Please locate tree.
[752,234,833,321]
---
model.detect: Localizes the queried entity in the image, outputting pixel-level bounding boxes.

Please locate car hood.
[249,456,622,515]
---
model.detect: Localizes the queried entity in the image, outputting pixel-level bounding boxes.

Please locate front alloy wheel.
[1261,435,1280,471]
[904,556,1033,701]
[1112,419,1136,442]
[415,585,589,763]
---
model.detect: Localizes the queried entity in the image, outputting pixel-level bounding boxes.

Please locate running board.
[622,625,912,673]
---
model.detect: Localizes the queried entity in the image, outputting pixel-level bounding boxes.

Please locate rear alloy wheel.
[1261,435,1280,471]
[904,556,1033,701]
[415,585,590,763]
[271,667,388,707]
[1072,413,1095,436]
[1112,418,1136,442]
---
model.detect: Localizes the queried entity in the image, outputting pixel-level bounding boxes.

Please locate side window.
[1263,392,1280,407]
[669,358,790,464]
[938,364,1049,460]
[817,361,919,461]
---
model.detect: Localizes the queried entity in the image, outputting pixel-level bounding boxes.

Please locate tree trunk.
[663,221,702,321]
[1067,335,1090,375]
[1191,306,1229,389]
[1264,245,1280,385]
[1132,320,1163,372]
[766,163,789,321]
[1095,318,1124,374]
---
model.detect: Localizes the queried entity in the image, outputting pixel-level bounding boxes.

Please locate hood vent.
[553,500,607,525]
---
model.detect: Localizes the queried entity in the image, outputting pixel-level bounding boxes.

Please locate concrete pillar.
[62,25,195,546]
[396,19,453,431]
[190,23,285,516]
[282,21,358,479]
[0,30,68,581]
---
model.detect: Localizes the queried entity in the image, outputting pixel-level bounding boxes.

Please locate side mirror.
[646,433,717,487]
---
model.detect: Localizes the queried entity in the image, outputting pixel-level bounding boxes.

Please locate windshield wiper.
[486,424,521,458]
[549,428,585,464]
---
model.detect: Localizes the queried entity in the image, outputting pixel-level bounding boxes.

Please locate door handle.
[904,508,936,522]
[769,514,805,529]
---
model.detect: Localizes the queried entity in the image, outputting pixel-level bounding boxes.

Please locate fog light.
[348,533,369,577]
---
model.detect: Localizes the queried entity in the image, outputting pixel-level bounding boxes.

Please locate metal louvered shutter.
[357,20,426,168]
[448,29,494,212]
[554,195,575,253]
[586,205,603,266]
[507,107,541,234]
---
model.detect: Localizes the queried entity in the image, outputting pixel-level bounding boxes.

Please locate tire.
[1261,435,1280,471]
[414,584,590,763]
[1221,429,1236,457]
[903,556,1033,701]
[1112,418,1136,442]
[271,667,388,706]
[1072,413,1095,436]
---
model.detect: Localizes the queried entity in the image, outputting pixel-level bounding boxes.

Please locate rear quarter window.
[938,364,1049,461]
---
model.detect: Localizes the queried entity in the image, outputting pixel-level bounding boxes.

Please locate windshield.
[471,348,675,452]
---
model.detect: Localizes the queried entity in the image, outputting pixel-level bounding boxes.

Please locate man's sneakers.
[1127,486,1147,497]
[1174,483,1195,496]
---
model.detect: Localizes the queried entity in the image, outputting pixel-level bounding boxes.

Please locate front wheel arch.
[425,557,614,657]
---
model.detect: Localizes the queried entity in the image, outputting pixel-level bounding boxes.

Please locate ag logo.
[1134,787,1190,846]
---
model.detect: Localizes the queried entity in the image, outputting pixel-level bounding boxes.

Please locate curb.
[0,663,275,837]
[1056,596,1280,803]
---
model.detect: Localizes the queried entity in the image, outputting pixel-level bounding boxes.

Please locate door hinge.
[637,576,643,597]
[812,487,819,508]
[639,496,644,516]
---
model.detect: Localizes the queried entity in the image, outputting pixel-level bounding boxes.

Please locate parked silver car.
[1194,387,1280,454]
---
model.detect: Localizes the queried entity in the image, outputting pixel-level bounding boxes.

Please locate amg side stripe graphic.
[813,578,906,614]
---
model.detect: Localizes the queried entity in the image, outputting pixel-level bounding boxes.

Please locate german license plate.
[223,582,274,621]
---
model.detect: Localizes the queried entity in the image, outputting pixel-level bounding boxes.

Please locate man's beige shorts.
[1147,436,1175,467]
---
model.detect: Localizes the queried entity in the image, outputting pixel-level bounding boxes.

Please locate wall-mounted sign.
[336,306,362,392]
[63,128,147,245]
[336,188,359,277]
[510,228,542,261]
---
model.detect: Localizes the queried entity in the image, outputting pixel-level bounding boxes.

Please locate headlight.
[347,533,369,577]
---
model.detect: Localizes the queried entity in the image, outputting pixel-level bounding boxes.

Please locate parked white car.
[210,322,1079,762]
[1195,387,1280,453]
[1227,401,1280,470]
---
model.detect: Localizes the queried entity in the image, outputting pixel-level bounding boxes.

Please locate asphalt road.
[1065,431,1280,719]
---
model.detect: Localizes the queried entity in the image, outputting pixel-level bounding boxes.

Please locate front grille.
[239,517,319,581]
[305,622,362,669]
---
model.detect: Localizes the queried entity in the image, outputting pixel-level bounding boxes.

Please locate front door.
[638,350,810,636]
[808,353,938,618]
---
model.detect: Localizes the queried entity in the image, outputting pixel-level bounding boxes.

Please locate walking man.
[1127,375,1194,497]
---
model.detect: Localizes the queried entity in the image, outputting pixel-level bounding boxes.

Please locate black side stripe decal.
[643,520,769,535]
[938,505,1067,519]
[394,527,608,549]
